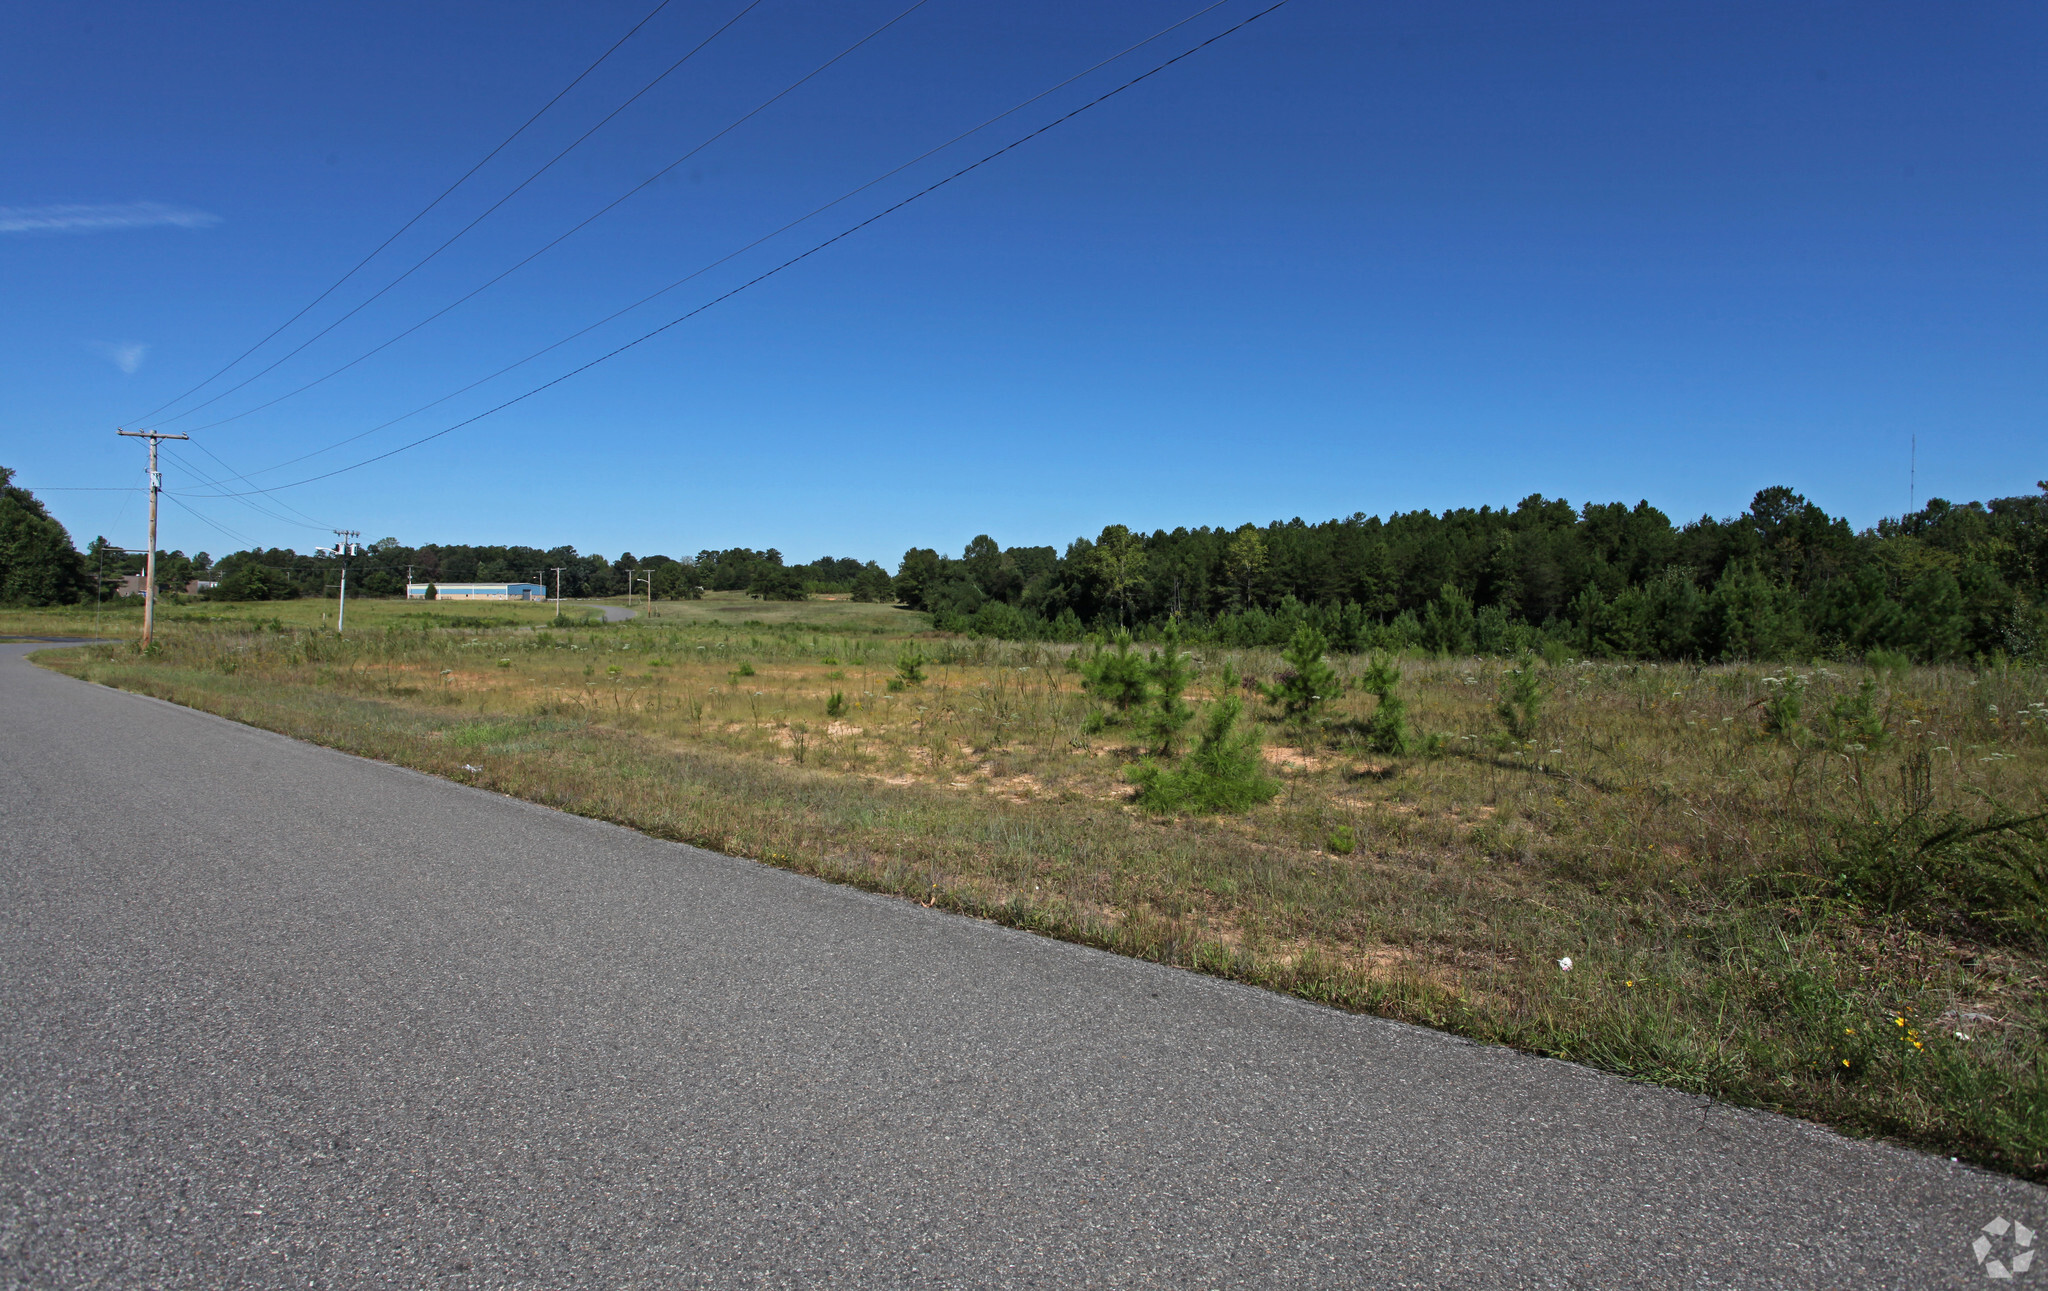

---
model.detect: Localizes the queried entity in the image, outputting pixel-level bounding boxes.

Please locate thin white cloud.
[90,341,150,374]
[0,202,220,234]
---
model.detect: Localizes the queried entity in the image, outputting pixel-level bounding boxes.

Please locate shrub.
[1827,804,2048,947]
[1328,824,1358,855]
[825,691,846,718]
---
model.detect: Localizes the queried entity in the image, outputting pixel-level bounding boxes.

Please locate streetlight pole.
[115,429,189,649]
[322,530,361,632]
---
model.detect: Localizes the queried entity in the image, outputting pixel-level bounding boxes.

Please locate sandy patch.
[1262,746,1324,772]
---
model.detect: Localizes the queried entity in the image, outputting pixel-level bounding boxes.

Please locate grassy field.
[16,591,2048,1181]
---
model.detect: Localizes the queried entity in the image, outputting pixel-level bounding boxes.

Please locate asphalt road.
[1,643,2039,1289]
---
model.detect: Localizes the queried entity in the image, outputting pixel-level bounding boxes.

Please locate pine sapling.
[1145,621,1195,755]
[1359,654,1410,755]
[1261,624,1343,721]
[1129,664,1278,813]
[1077,630,1151,728]
[1495,654,1544,744]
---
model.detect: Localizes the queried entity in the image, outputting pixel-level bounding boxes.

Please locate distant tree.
[851,562,895,603]
[749,564,807,601]
[0,466,87,605]
[652,562,703,600]
[1093,525,1148,625]
[1421,583,1476,655]
[1221,526,1266,609]
[208,562,300,601]
[894,548,943,611]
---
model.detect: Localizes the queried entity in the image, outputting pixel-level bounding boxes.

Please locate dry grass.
[20,595,2048,1181]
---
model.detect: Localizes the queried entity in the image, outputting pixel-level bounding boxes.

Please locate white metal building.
[406,583,547,601]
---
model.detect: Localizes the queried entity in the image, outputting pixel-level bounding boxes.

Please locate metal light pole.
[322,530,361,632]
[116,429,189,649]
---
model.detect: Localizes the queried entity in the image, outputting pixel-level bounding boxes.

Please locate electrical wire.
[163,492,255,548]
[185,0,1243,484]
[163,444,334,532]
[187,0,1293,501]
[151,0,777,429]
[173,0,935,437]
[131,0,682,425]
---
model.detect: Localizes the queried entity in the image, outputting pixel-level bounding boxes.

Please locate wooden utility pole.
[116,429,189,648]
[551,567,566,621]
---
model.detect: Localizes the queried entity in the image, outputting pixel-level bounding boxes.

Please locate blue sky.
[3,0,2042,565]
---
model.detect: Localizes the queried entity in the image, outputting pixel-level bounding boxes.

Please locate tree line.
[5,462,2043,662]
[894,483,2048,662]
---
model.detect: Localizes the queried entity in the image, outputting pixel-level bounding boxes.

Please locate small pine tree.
[1077,631,1151,723]
[1761,675,1805,742]
[1145,621,1195,755]
[1823,677,1889,751]
[1261,624,1342,720]
[1358,654,1410,755]
[895,649,927,686]
[1495,655,1544,742]
[1129,666,1278,813]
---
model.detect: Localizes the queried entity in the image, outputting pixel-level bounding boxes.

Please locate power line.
[132,0,682,425]
[150,0,778,429]
[167,440,334,528]
[190,0,1295,502]
[162,450,333,533]
[172,0,932,437]
[185,0,1248,488]
[163,492,255,549]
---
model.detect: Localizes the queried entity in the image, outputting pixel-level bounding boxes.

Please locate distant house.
[407,583,547,602]
[112,573,218,596]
